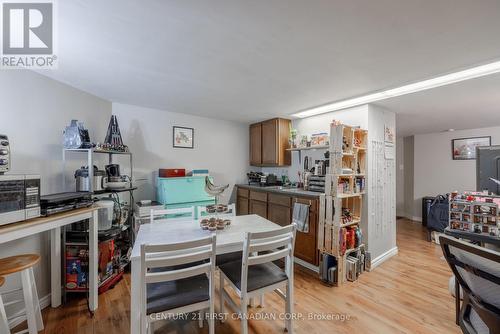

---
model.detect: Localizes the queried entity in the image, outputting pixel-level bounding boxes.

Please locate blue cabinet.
[156,176,215,218]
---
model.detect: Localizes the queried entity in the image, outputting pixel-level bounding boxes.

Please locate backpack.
[427,194,449,232]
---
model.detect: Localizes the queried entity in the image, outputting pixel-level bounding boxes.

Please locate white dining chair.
[140,235,216,334]
[150,207,195,224]
[197,203,236,218]
[219,224,297,334]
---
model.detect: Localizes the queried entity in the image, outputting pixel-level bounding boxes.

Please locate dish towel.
[292,202,310,233]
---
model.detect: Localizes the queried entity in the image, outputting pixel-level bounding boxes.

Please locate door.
[250,123,262,166]
[249,199,267,218]
[268,203,291,227]
[237,196,249,216]
[261,119,278,165]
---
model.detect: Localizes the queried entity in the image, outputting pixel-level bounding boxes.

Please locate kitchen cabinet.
[236,188,249,216]
[249,118,291,167]
[268,193,292,227]
[249,199,267,218]
[237,197,249,216]
[250,123,262,166]
[268,203,291,227]
[249,191,267,218]
[236,186,319,266]
[294,196,318,265]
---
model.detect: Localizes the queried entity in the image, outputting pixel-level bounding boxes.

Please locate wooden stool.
[0,276,9,334]
[0,255,43,334]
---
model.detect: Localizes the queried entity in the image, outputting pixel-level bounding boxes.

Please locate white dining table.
[130,214,281,334]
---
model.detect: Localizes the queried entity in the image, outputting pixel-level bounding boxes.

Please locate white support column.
[50,227,62,308]
[88,210,98,312]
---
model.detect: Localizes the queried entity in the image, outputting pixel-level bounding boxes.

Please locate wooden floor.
[18,219,460,334]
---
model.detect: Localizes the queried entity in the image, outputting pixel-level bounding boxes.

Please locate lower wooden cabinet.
[268,203,291,227]
[237,196,249,216]
[294,211,318,265]
[249,199,267,218]
[293,197,318,266]
[236,187,319,266]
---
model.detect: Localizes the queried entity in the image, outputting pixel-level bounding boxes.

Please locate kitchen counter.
[236,184,322,198]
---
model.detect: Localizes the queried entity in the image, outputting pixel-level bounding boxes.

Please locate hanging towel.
[292,202,309,233]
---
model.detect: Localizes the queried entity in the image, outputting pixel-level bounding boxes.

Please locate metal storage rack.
[61,148,136,302]
[318,123,368,285]
[62,148,133,193]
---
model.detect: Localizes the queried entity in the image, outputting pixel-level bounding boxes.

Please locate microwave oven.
[0,174,41,226]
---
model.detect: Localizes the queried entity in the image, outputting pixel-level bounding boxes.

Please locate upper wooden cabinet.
[250,118,291,167]
[249,123,262,166]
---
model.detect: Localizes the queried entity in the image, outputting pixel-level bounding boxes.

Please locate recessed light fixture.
[291,60,500,118]
[448,129,455,132]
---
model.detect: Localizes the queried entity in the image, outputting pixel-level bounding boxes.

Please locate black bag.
[427,195,449,232]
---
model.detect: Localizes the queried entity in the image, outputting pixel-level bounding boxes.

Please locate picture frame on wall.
[452,136,491,160]
[173,126,194,149]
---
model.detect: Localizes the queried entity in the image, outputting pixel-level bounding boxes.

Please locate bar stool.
[0,255,44,334]
[1,276,9,334]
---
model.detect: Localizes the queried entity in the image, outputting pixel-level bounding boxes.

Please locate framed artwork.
[173,126,194,148]
[452,136,491,160]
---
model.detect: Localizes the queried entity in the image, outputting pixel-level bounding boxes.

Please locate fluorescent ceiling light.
[292,60,500,118]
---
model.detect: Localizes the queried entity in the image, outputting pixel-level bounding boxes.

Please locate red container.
[159,168,186,178]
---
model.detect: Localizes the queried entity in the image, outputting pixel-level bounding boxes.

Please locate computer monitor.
[476,145,500,195]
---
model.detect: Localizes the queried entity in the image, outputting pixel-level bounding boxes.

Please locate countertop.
[236,184,322,198]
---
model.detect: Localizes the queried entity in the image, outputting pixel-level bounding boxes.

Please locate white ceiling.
[41,0,500,132]
[377,72,500,137]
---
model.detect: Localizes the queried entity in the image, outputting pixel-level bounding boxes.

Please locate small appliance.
[247,171,263,185]
[103,164,129,189]
[40,192,93,216]
[263,173,278,186]
[75,166,107,192]
[0,135,10,174]
[0,174,40,225]
[105,164,120,178]
[95,199,114,230]
[103,178,128,190]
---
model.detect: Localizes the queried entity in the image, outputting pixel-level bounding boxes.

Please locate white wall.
[396,137,405,216]
[412,126,500,219]
[112,103,248,204]
[395,135,416,220]
[0,70,111,319]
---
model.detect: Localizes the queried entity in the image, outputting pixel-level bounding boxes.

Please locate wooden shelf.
[338,192,365,198]
[287,145,329,152]
[345,243,365,256]
[318,122,368,286]
[340,218,361,228]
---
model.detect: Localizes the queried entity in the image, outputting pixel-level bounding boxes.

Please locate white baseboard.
[411,216,422,222]
[294,257,319,273]
[8,293,51,329]
[368,247,398,271]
